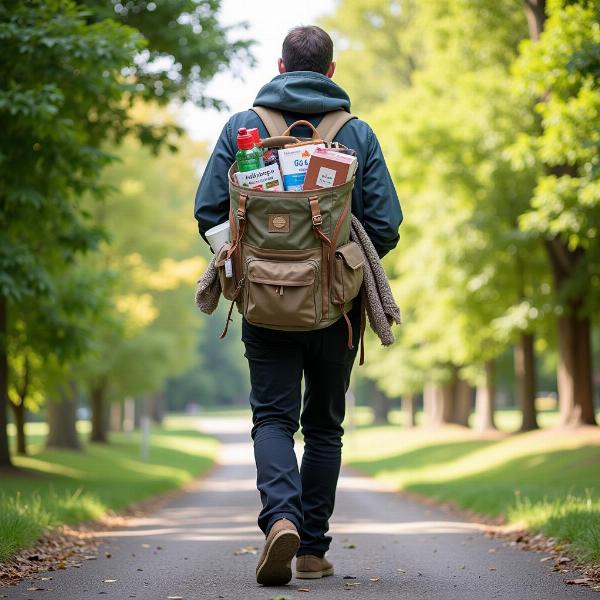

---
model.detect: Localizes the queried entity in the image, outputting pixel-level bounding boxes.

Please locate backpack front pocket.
[331,241,364,305]
[244,258,321,328]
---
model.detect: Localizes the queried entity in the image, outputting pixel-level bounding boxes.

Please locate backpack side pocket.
[215,243,239,301]
[331,241,364,305]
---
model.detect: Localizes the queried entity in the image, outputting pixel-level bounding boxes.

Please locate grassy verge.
[343,423,600,564]
[0,415,219,562]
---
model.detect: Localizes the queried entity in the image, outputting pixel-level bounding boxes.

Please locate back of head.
[281,25,333,75]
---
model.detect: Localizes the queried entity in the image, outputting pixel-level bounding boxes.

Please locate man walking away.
[194,25,402,586]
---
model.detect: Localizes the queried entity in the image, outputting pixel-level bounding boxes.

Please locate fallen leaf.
[234,545,258,555]
[565,577,591,585]
[141,544,150,548]
[105,553,112,559]
[167,596,183,599]
[557,556,572,564]
[102,579,117,583]
[540,556,553,562]
[26,587,45,591]
[297,588,311,592]
[488,548,496,554]
[343,575,357,579]
[343,543,356,549]
[369,576,381,581]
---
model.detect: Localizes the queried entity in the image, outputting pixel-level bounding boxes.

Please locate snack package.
[303,147,358,190]
[278,143,325,191]
[235,164,284,192]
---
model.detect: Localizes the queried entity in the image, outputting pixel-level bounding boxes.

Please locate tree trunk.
[556,308,596,426]
[110,399,123,432]
[523,0,546,40]
[46,383,81,449]
[424,381,454,426]
[453,378,473,427]
[545,239,596,427]
[10,401,26,455]
[402,394,416,428]
[149,391,165,426]
[372,387,390,424]
[475,360,497,432]
[90,380,108,443]
[523,1,596,428]
[515,334,538,431]
[0,295,12,467]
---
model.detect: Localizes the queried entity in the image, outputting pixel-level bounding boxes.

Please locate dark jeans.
[241,302,360,557]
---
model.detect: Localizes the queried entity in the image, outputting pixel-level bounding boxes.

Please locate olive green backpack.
[217,107,365,351]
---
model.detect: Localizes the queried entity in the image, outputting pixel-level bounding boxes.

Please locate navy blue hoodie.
[194,71,402,257]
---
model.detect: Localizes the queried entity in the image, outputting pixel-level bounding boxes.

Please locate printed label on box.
[316,166,337,188]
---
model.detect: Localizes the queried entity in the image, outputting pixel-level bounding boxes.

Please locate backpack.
[216,107,365,351]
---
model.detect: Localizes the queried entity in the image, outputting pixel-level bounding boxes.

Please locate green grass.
[343,423,600,564]
[0,415,219,562]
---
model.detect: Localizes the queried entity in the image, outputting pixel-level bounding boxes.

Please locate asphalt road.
[3,416,598,600]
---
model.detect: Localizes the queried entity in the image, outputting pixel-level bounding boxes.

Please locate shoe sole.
[256,530,301,586]
[295,567,334,579]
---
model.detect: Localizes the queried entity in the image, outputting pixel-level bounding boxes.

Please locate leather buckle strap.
[226,193,249,261]
[237,193,248,221]
[308,196,327,239]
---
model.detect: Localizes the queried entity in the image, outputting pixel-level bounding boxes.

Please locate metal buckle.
[312,214,323,227]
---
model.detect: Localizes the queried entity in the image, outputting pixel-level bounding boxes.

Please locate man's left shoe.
[295,554,335,579]
[256,518,300,586]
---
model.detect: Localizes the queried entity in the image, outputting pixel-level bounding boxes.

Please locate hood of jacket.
[253,71,351,114]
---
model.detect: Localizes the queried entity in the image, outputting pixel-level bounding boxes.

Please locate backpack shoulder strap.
[316,110,357,142]
[250,106,289,137]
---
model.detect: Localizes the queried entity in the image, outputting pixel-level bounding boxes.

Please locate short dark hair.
[281,26,333,75]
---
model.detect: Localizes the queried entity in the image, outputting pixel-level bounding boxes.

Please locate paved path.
[4,416,597,599]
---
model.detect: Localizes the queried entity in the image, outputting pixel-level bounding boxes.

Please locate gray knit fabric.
[194,216,401,346]
[194,256,221,315]
[350,215,401,346]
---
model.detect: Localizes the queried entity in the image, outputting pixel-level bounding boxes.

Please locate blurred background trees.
[0,0,253,466]
[1,0,598,469]
[324,0,599,430]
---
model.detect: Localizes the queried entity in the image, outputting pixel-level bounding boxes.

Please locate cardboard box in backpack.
[216,107,365,350]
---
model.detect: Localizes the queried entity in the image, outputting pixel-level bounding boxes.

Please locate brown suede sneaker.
[256,518,300,586]
[295,554,334,579]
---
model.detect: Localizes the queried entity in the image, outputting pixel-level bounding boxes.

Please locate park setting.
[1,0,600,598]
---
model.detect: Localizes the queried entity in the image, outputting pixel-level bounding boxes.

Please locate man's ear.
[326,61,336,78]
[278,58,286,74]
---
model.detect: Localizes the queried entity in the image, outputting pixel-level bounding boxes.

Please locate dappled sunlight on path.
[4,415,597,600]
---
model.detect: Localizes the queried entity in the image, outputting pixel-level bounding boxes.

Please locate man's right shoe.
[256,518,300,586]
[295,554,334,579]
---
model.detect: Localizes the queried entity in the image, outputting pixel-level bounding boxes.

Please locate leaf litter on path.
[233,545,258,555]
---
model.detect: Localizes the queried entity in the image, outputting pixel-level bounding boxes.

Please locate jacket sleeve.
[194,119,236,245]
[361,127,403,258]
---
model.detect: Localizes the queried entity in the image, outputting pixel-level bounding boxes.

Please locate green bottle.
[236,128,262,172]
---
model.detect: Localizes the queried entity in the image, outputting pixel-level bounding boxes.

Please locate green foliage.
[514,0,600,309]
[76,112,209,401]
[79,0,255,110]
[324,0,576,393]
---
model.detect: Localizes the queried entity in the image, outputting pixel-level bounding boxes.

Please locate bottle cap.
[237,128,254,150]
[247,128,261,146]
